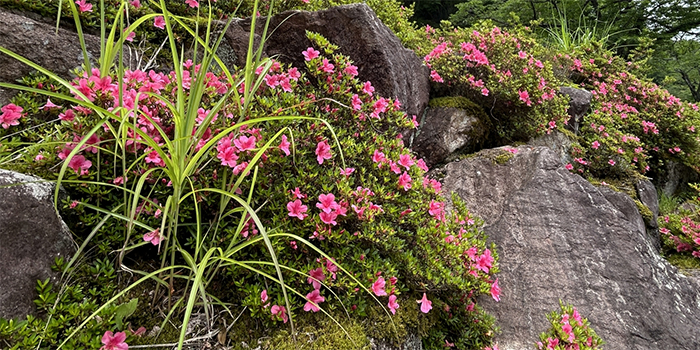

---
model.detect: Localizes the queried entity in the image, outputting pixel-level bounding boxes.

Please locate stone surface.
[224,4,430,118]
[659,160,700,196]
[529,131,572,166]
[559,87,592,133]
[442,146,700,350]
[411,106,488,167]
[370,334,422,350]
[0,170,75,319]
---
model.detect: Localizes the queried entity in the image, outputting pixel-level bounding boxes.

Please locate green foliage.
[536,302,604,350]
[418,21,569,144]
[657,183,700,263]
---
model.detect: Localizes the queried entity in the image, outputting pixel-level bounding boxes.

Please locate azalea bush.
[658,183,700,261]
[536,303,604,350]
[0,1,500,349]
[556,42,700,179]
[416,21,569,144]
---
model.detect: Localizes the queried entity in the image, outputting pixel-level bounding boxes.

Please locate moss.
[666,253,700,270]
[634,199,655,225]
[492,152,514,165]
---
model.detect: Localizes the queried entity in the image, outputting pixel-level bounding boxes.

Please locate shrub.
[658,183,700,261]
[536,302,604,350]
[555,42,700,179]
[0,23,500,350]
[417,21,569,144]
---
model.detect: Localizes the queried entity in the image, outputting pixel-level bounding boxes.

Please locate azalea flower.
[100,331,128,350]
[398,172,412,191]
[68,155,92,175]
[185,0,199,8]
[490,279,501,302]
[319,211,338,226]
[315,140,332,164]
[303,289,325,312]
[261,289,268,304]
[75,0,93,12]
[0,103,23,129]
[271,305,288,323]
[143,229,161,246]
[234,135,256,152]
[316,193,340,213]
[340,167,355,176]
[154,16,165,29]
[387,295,399,314]
[372,277,387,296]
[307,268,326,289]
[363,81,374,96]
[279,135,290,156]
[416,293,432,313]
[287,200,308,220]
[302,47,320,61]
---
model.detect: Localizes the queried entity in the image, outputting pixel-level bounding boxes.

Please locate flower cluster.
[536,303,604,350]
[418,22,569,143]
[658,184,700,259]
[556,43,700,178]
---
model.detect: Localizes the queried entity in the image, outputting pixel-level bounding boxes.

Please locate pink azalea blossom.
[154,16,165,29]
[372,277,387,296]
[234,135,256,152]
[351,94,362,110]
[320,59,335,73]
[303,289,325,312]
[416,293,432,313]
[315,140,332,164]
[319,211,338,226]
[344,65,358,77]
[287,200,308,220]
[271,305,288,323]
[302,47,320,61]
[307,268,326,289]
[143,229,161,246]
[68,155,92,175]
[398,172,412,191]
[518,90,531,106]
[372,149,386,164]
[476,249,494,273]
[0,103,23,129]
[292,187,306,199]
[217,146,238,168]
[430,70,444,83]
[363,81,374,96]
[316,193,340,213]
[185,0,199,8]
[591,140,600,149]
[41,98,60,110]
[75,0,93,13]
[130,0,141,7]
[261,289,269,304]
[340,168,355,176]
[100,331,128,350]
[279,135,290,156]
[398,154,414,169]
[490,279,501,302]
[565,163,574,170]
[386,295,400,315]
[609,159,616,166]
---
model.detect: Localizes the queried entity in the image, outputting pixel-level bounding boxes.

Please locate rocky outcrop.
[0,170,75,319]
[224,4,430,119]
[411,103,488,167]
[559,87,592,133]
[442,146,700,350]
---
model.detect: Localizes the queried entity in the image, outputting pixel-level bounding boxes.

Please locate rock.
[528,130,572,166]
[0,170,75,320]
[442,146,700,350]
[0,9,137,101]
[224,3,430,118]
[659,160,700,197]
[559,87,592,133]
[370,333,422,350]
[411,101,488,167]
[637,179,660,228]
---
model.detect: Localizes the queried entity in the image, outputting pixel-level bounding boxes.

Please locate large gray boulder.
[559,87,592,133]
[0,170,75,319]
[411,99,489,167]
[442,146,700,350]
[224,4,430,119]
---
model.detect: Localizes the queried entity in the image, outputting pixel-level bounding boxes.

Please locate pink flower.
[481,88,489,96]
[59,109,75,122]
[0,104,23,129]
[261,289,269,304]
[518,90,531,106]
[306,267,326,289]
[234,135,256,152]
[302,47,320,61]
[591,141,600,149]
[40,98,60,110]
[130,0,141,7]
[372,277,387,296]
[315,140,332,164]
[351,94,362,110]
[490,279,501,302]
[340,168,355,176]
[429,200,444,219]
[363,81,375,96]
[416,293,432,313]
[185,0,199,8]
[518,51,527,59]
[68,155,92,175]
[75,0,93,13]
[271,305,288,323]
[387,294,400,314]
[344,65,358,77]
[292,187,306,199]
[319,211,338,226]
[279,135,290,156]
[316,193,340,213]
[217,146,239,168]
[398,172,412,191]
[154,16,165,29]
[143,229,162,246]
[303,289,325,312]
[398,154,414,169]
[320,59,335,73]
[476,249,494,273]
[287,200,308,220]
[609,159,616,166]
[100,331,128,350]
[372,149,386,164]
[430,70,444,83]
[565,163,574,170]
